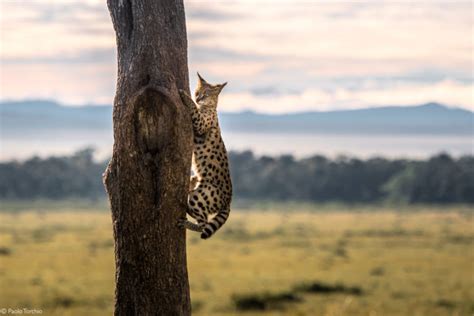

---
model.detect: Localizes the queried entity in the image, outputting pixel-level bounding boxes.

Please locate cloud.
[0,63,116,106]
[219,80,473,113]
[0,1,112,60]
[185,4,242,21]
[0,0,472,112]
[189,45,266,63]
[1,48,116,64]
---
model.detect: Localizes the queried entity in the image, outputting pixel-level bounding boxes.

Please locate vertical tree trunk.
[104,0,192,315]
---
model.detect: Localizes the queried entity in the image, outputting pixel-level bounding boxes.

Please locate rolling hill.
[1,100,472,137]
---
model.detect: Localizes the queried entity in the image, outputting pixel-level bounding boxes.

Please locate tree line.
[0,148,472,204]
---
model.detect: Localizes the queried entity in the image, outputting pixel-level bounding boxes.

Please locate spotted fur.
[178,73,232,239]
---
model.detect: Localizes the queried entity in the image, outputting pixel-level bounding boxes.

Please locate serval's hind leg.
[177,218,203,232]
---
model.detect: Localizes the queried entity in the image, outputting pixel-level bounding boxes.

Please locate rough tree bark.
[104,0,192,315]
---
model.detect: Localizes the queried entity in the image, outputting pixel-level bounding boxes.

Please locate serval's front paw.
[178,89,192,106]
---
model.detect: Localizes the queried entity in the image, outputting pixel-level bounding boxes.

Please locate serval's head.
[194,72,227,108]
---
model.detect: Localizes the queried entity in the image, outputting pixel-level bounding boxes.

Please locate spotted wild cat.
[178,73,232,239]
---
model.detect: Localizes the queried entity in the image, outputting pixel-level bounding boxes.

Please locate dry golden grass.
[0,204,472,315]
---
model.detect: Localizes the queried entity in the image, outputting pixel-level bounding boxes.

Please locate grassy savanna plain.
[0,202,472,316]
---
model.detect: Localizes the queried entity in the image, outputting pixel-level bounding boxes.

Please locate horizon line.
[1,98,472,115]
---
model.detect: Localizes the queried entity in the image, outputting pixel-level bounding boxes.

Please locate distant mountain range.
[1,100,473,137]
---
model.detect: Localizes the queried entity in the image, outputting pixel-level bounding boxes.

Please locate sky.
[0,0,472,113]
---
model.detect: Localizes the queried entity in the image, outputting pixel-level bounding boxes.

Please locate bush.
[232,291,301,311]
[295,281,364,295]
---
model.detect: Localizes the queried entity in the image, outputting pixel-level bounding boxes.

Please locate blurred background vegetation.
[1,148,472,205]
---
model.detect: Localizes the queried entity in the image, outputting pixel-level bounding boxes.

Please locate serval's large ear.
[216,82,227,94]
[196,72,208,88]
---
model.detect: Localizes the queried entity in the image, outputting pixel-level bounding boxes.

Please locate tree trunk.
[104,0,192,315]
